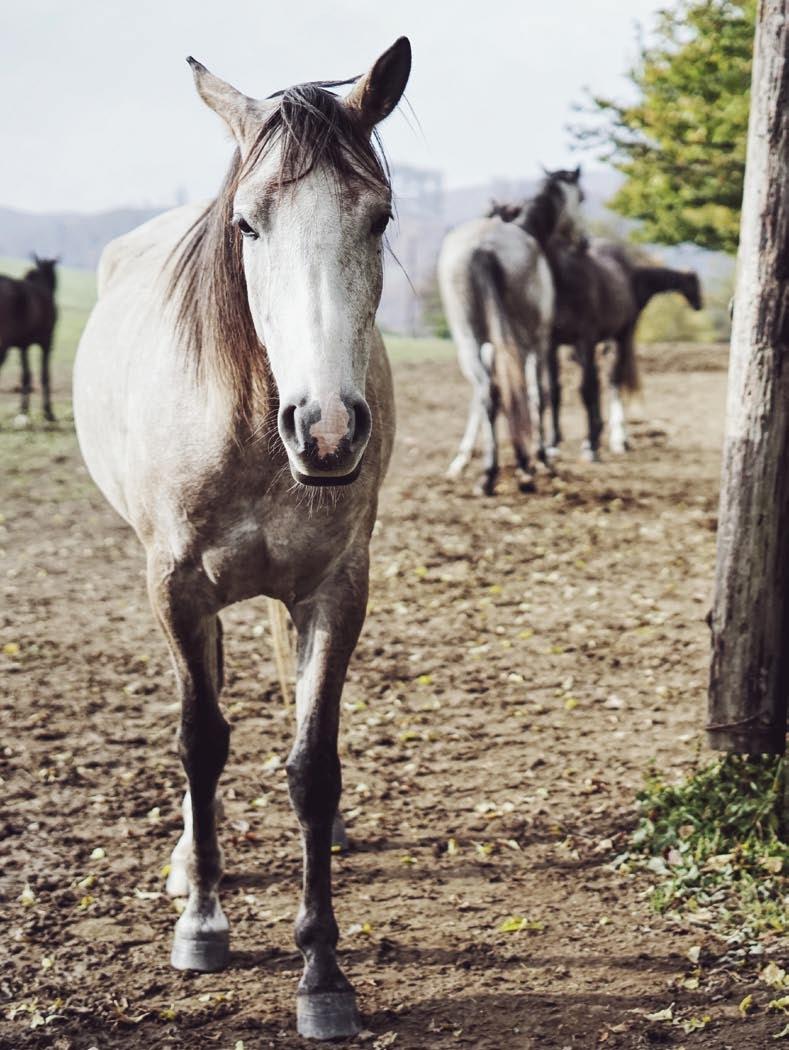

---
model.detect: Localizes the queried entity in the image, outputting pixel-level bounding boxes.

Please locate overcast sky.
[0,0,662,214]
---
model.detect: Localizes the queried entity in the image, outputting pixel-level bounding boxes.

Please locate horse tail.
[469,249,531,439]
[266,598,295,706]
[612,328,641,395]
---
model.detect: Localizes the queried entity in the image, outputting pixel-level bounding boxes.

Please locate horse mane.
[167,82,392,427]
[520,179,567,248]
[487,173,576,250]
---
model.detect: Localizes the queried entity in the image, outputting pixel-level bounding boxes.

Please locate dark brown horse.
[489,186,702,457]
[546,237,702,457]
[0,257,58,422]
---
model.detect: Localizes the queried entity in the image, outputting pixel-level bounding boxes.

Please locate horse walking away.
[0,256,58,423]
[438,169,586,495]
[490,185,702,457]
[74,37,411,1041]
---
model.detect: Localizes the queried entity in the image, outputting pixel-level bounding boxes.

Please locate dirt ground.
[1,343,783,1049]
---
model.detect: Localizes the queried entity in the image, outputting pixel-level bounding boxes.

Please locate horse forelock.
[167,82,391,432]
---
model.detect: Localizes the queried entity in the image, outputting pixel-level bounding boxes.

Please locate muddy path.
[1,346,780,1048]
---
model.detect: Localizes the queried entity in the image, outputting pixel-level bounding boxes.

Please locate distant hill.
[0,205,163,270]
[0,168,735,335]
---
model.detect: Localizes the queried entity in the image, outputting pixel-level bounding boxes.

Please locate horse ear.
[345,37,411,130]
[572,165,582,182]
[187,57,271,150]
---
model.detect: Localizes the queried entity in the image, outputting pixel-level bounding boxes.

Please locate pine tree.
[574,0,755,253]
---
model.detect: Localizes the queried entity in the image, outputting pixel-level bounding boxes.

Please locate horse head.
[185,39,411,485]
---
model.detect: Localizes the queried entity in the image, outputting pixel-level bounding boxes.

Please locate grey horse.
[73,38,411,1041]
[438,170,586,494]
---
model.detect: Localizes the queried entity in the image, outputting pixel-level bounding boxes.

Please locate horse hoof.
[297,991,361,1041]
[516,472,536,494]
[171,928,229,972]
[12,413,30,429]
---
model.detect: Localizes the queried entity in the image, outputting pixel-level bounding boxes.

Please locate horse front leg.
[40,340,55,422]
[19,346,32,420]
[148,557,230,972]
[288,558,368,1040]
[578,340,603,461]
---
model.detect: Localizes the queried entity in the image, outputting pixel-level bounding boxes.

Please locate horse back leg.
[452,332,499,494]
[287,556,369,1039]
[148,555,230,972]
[609,329,635,454]
[447,391,482,478]
[547,341,563,450]
[478,376,500,496]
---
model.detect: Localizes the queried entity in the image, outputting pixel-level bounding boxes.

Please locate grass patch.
[383,334,454,363]
[615,755,788,936]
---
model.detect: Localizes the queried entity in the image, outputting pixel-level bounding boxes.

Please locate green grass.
[382,334,454,363]
[614,755,788,937]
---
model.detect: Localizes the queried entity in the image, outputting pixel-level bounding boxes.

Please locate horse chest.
[193,493,365,607]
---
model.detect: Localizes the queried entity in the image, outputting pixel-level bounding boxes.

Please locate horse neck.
[520,187,562,249]
[634,267,688,308]
[25,269,56,293]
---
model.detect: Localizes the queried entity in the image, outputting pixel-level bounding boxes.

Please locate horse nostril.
[279,404,298,445]
[349,397,372,446]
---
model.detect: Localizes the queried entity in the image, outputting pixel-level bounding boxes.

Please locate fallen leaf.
[498,916,543,934]
[762,964,789,990]
[679,1015,710,1034]
[644,1005,673,1022]
[19,883,36,907]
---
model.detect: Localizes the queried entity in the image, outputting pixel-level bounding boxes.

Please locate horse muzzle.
[278,393,372,487]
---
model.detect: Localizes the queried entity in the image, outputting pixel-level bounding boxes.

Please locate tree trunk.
[708,0,789,754]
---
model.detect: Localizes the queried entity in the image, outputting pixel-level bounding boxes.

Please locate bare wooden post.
[708,0,789,755]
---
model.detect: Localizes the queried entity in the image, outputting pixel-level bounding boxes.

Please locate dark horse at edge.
[0,256,58,422]
[489,177,702,458]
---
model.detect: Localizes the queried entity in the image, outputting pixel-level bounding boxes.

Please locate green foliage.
[574,0,755,253]
[615,755,788,934]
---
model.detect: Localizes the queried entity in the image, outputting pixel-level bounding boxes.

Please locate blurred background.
[0,0,746,360]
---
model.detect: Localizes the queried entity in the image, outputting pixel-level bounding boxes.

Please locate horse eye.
[371,212,391,237]
[234,216,258,239]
